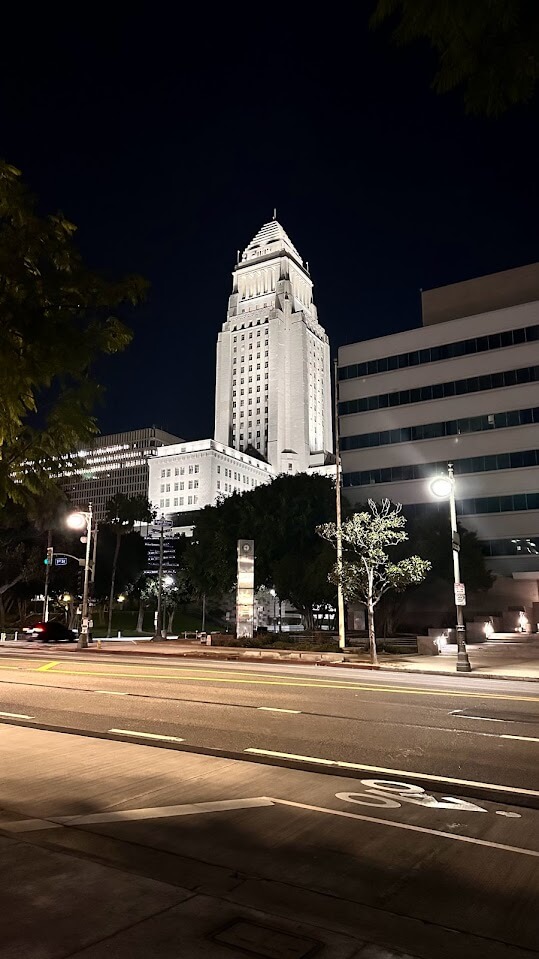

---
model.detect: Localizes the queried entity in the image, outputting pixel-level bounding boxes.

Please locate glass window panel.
[520,408,533,424]
[388,355,399,370]
[419,349,431,363]
[398,354,409,369]
[378,394,389,408]
[367,360,378,375]
[484,455,497,471]
[431,383,444,399]
[380,467,391,482]
[500,330,513,347]
[512,328,526,344]
[488,333,502,350]
[513,494,526,510]
[464,338,477,354]
[408,351,420,366]
[516,368,530,384]
[476,336,489,352]
[378,357,388,373]
[526,492,539,509]
[526,326,539,341]
[521,450,536,467]
[399,390,410,405]
[367,396,379,411]
[430,346,441,362]
[497,453,510,469]
[443,381,455,397]
[389,393,399,407]
[504,369,517,386]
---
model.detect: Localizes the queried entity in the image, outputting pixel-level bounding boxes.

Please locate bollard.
[97,638,102,650]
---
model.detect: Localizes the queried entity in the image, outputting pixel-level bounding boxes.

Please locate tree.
[104,494,154,637]
[372,0,539,115]
[188,473,337,629]
[0,160,147,508]
[404,511,494,593]
[318,500,431,664]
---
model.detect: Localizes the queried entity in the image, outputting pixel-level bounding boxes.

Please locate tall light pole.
[66,505,93,650]
[430,465,471,673]
[334,358,346,650]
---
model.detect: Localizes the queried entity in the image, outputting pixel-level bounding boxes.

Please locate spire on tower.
[272,208,277,221]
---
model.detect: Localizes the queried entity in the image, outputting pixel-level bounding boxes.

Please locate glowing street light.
[66,505,93,649]
[429,465,471,673]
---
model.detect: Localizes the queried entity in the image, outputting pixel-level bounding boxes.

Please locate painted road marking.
[0,793,534,857]
[271,798,539,859]
[5,660,537,703]
[0,797,274,833]
[0,710,34,720]
[501,734,539,743]
[108,728,185,743]
[450,711,505,722]
[37,661,61,672]
[94,690,128,696]
[257,707,301,714]
[244,749,539,799]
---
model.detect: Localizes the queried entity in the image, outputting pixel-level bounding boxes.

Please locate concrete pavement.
[1,723,538,958]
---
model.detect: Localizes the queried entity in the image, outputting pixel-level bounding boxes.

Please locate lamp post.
[66,505,93,650]
[269,588,277,633]
[430,465,471,673]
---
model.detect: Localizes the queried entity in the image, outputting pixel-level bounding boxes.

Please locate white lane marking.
[450,713,505,723]
[501,734,539,743]
[257,707,301,714]
[496,811,522,818]
[271,798,539,859]
[0,797,274,833]
[94,690,128,696]
[108,728,185,743]
[0,710,34,720]
[244,749,539,799]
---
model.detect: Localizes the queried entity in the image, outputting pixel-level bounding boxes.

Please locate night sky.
[2,9,538,442]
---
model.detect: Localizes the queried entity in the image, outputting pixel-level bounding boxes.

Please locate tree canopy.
[319,499,430,662]
[0,160,147,508]
[372,0,539,115]
[188,473,337,628]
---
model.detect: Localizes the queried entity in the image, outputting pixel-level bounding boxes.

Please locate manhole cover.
[212,918,320,958]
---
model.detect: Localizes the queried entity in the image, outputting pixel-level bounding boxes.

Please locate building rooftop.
[241,219,303,266]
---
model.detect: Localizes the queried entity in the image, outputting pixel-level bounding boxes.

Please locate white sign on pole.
[236,539,255,639]
[454,583,466,606]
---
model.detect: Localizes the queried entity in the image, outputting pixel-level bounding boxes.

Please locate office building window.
[343,449,539,487]
[340,365,539,415]
[341,406,539,451]
[339,324,539,380]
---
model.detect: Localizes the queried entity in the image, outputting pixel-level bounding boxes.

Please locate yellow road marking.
[37,661,61,672]
[7,662,537,703]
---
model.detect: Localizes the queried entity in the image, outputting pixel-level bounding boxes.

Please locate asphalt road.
[1,648,538,958]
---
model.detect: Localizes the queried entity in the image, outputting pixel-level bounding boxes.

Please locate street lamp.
[269,588,277,633]
[429,465,471,673]
[66,505,93,650]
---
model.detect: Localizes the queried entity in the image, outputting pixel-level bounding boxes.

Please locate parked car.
[27,621,76,643]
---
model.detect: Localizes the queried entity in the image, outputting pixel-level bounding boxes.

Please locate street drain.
[211,918,321,958]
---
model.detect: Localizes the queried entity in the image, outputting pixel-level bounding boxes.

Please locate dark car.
[29,621,76,643]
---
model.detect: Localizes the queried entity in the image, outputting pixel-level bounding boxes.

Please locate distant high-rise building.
[214,219,333,474]
[58,427,182,522]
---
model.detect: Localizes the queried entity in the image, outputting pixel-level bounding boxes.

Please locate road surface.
[0,648,538,958]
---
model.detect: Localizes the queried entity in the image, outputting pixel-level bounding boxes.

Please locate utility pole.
[79,504,93,650]
[447,463,471,673]
[201,593,206,633]
[334,358,346,650]
[43,529,52,622]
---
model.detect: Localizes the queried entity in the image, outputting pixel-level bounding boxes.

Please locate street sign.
[54,556,68,567]
[454,583,466,606]
[152,517,173,529]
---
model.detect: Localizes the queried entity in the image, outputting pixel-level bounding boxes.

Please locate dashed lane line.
[0,710,34,720]
[108,728,185,743]
[501,734,539,743]
[257,707,301,714]
[244,749,539,799]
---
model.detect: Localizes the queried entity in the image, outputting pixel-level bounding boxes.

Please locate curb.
[84,646,539,682]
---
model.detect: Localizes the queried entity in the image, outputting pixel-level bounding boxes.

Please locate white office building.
[338,263,539,626]
[147,439,275,535]
[214,218,333,474]
[58,427,182,522]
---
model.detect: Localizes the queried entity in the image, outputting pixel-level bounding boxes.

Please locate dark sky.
[2,9,538,441]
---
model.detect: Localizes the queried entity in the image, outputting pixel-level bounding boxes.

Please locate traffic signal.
[44,546,54,566]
